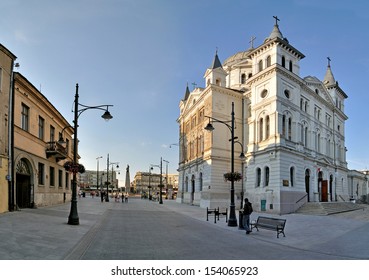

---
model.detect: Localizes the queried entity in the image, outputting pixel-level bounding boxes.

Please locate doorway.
[15,158,34,208]
[305,169,310,202]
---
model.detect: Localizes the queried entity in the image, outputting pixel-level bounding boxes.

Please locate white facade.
[177,20,357,214]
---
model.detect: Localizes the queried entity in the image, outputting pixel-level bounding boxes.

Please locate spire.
[210,49,222,69]
[267,16,284,40]
[183,83,190,101]
[323,57,336,86]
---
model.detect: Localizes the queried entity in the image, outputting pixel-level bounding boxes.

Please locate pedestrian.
[121,193,124,203]
[243,198,253,234]
[125,193,129,203]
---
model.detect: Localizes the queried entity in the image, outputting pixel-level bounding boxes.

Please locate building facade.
[0,44,16,213]
[12,72,74,208]
[177,20,363,214]
[133,171,178,199]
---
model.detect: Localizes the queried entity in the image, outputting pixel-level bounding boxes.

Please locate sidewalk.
[1,197,369,259]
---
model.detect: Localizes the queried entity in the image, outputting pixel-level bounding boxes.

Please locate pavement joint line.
[63,210,110,260]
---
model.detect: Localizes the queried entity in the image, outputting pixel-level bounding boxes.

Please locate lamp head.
[239,152,246,160]
[204,122,214,131]
[101,110,113,120]
[58,136,66,145]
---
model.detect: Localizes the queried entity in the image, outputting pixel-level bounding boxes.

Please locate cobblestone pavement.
[1,197,369,260]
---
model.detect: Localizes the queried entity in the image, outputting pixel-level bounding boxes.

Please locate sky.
[1,0,369,185]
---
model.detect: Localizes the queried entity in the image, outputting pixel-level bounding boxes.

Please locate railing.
[295,193,308,204]
[46,141,67,160]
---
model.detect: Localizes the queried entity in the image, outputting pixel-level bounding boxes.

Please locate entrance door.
[321,180,328,202]
[16,174,31,208]
[305,169,310,202]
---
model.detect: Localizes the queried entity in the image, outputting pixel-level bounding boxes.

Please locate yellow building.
[12,72,74,208]
[0,44,16,213]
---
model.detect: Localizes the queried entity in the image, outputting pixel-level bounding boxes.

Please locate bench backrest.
[257,216,286,228]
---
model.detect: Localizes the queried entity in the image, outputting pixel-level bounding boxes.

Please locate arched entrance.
[318,171,328,202]
[191,175,195,204]
[305,169,310,202]
[16,159,34,208]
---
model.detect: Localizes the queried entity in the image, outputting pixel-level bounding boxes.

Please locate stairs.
[296,202,365,216]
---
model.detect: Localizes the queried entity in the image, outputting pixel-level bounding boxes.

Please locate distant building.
[0,43,16,213]
[12,72,74,208]
[132,171,178,199]
[79,170,119,192]
[177,19,368,214]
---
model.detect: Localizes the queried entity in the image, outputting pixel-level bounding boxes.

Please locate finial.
[249,36,256,49]
[327,57,331,67]
[273,15,280,26]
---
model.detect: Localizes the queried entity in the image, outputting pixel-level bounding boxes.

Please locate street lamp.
[68,83,113,225]
[96,156,103,202]
[163,159,169,199]
[204,101,238,227]
[151,157,164,204]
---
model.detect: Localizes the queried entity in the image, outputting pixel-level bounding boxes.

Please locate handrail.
[338,195,346,202]
[295,193,308,204]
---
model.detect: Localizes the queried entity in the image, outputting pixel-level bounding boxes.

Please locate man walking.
[243,198,253,234]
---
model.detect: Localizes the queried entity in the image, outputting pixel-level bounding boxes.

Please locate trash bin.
[238,210,244,229]
[261,199,266,211]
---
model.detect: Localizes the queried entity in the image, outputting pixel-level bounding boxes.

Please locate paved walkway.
[1,196,369,259]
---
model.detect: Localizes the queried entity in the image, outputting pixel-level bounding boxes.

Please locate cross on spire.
[327,57,331,67]
[249,36,256,49]
[273,15,280,26]
[191,82,197,89]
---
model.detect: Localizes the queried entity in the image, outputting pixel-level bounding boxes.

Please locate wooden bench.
[251,216,286,238]
[206,207,228,224]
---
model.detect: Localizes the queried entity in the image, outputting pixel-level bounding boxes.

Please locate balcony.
[46,141,67,161]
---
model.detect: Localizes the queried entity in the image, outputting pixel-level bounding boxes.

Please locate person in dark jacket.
[243,198,253,234]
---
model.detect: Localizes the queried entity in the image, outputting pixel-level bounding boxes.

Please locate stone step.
[296,202,364,215]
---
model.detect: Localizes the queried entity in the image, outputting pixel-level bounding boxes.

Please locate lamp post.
[163,159,169,199]
[96,156,103,202]
[151,157,164,204]
[68,83,113,225]
[204,101,238,227]
[234,140,245,208]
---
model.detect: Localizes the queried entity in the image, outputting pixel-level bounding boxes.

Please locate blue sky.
[1,0,369,185]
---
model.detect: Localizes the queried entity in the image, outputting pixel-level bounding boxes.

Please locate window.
[241,73,246,84]
[50,125,55,142]
[261,89,268,98]
[258,60,263,72]
[38,116,45,140]
[50,166,55,187]
[21,103,29,131]
[281,56,286,67]
[290,167,295,187]
[289,60,293,71]
[0,68,2,90]
[38,163,45,185]
[265,166,270,186]
[284,89,290,99]
[288,117,292,140]
[265,116,270,139]
[259,118,264,141]
[266,56,271,67]
[256,168,261,187]
[65,172,70,189]
[58,170,63,188]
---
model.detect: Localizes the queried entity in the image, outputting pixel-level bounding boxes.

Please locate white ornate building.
[177,19,356,214]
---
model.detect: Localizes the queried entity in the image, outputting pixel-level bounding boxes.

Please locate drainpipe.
[8,63,15,211]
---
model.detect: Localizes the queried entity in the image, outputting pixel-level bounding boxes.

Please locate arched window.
[258,60,263,72]
[256,168,261,187]
[282,115,286,136]
[290,167,295,187]
[241,73,246,84]
[282,56,286,67]
[265,116,270,139]
[288,117,292,140]
[265,166,270,186]
[289,60,293,71]
[266,56,271,67]
[259,118,264,141]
